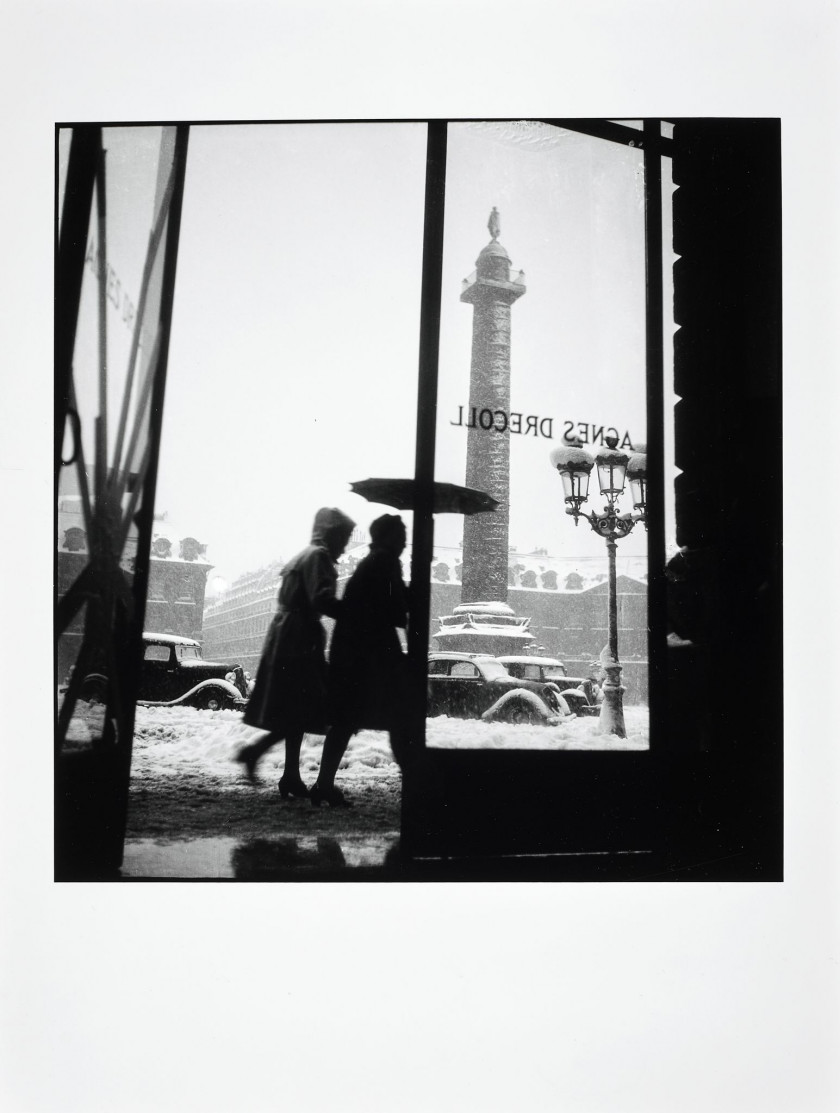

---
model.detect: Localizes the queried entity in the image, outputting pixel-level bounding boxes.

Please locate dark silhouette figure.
[235,506,356,793]
[312,514,411,807]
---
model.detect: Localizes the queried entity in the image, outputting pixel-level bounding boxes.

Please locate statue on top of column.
[488,207,500,241]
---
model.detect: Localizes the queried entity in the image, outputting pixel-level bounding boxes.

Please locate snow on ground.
[427,706,649,752]
[128,703,649,785]
[114,704,651,854]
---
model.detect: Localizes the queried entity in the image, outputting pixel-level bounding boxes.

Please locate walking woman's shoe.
[310,784,353,808]
[277,775,310,800]
[234,745,259,785]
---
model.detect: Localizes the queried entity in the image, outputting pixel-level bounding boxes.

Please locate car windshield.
[544,666,567,680]
[477,660,511,680]
[176,645,202,660]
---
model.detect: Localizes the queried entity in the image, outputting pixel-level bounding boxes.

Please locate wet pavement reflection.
[121,833,401,880]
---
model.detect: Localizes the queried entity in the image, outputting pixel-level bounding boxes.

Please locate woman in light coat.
[235,506,355,794]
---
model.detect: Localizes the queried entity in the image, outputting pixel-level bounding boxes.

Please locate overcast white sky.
[61,119,669,588]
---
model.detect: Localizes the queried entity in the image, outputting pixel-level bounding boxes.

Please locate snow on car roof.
[143,632,201,646]
[498,655,564,666]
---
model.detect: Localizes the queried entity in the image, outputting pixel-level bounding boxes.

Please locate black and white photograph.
[54,115,781,883]
[3,2,839,1111]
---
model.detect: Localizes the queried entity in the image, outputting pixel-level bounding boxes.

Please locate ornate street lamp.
[549,435,647,737]
[626,448,648,515]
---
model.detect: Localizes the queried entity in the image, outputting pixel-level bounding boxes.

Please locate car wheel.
[506,703,536,726]
[197,689,226,711]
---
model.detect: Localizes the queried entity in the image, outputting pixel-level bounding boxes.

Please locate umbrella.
[349,478,498,515]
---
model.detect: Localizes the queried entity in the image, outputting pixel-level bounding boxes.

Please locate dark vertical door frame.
[120,126,191,793]
[406,122,447,751]
[55,127,102,480]
[55,127,102,713]
[643,119,668,749]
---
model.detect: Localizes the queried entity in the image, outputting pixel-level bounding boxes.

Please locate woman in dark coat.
[235,506,356,794]
[311,513,411,807]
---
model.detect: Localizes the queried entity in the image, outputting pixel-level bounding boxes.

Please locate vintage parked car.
[427,652,573,725]
[79,632,251,711]
[497,655,601,717]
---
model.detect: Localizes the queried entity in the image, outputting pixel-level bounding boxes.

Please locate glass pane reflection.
[57,126,180,748]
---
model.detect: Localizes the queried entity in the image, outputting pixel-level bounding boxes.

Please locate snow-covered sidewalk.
[128,703,649,785]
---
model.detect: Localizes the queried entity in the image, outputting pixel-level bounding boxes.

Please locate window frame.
[400,118,672,869]
[406,118,669,753]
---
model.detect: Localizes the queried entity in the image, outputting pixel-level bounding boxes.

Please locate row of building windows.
[341,555,628,592]
[204,591,278,624]
[203,613,272,643]
[60,527,208,563]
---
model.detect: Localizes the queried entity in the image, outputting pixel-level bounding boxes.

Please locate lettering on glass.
[84,237,139,339]
[450,405,635,449]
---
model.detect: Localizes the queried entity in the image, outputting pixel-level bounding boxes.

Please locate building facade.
[201,545,649,702]
[57,500,212,682]
[202,560,285,671]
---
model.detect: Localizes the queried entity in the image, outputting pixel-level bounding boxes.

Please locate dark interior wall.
[665,118,783,877]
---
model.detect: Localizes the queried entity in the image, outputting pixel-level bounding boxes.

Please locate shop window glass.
[430,120,655,749]
[57,126,184,753]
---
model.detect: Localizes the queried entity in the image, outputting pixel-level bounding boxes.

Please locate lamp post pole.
[589,506,636,736]
[604,535,623,734]
[549,435,647,738]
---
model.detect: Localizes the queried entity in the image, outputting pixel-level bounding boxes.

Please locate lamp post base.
[597,662,627,738]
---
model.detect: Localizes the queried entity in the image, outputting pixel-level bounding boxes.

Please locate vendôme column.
[460,208,525,604]
[433,209,534,656]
